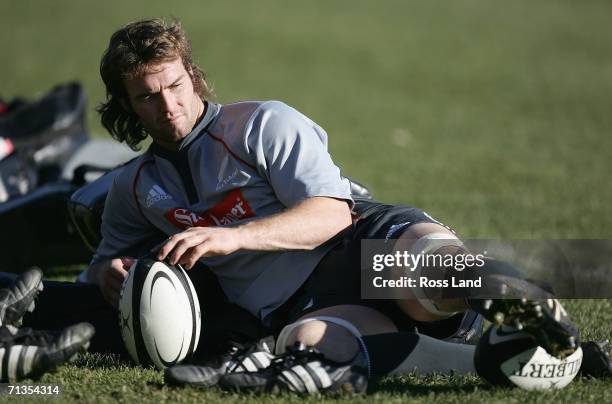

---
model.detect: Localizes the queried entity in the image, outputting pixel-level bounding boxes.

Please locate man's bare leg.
[392,222,468,321]
[279,304,476,376]
[280,304,397,362]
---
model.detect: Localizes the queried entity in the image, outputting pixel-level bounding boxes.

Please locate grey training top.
[83,100,353,321]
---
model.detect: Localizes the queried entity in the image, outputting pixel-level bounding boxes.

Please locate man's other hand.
[89,257,135,308]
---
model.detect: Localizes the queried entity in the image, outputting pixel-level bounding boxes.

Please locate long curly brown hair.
[97,18,213,150]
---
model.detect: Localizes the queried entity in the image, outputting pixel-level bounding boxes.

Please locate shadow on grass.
[73,354,516,397]
[368,374,497,396]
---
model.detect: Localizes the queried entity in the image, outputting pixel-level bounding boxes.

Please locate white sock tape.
[405,232,464,317]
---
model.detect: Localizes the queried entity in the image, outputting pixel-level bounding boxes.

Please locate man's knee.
[276,306,395,363]
[393,223,468,321]
[280,319,359,363]
[285,319,329,346]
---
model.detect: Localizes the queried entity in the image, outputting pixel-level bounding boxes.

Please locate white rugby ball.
[118,258,201,369]
[474,325,582,391]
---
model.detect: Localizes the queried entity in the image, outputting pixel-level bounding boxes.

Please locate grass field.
[1,0,611,402]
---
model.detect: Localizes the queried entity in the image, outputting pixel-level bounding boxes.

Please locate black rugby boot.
[219,342,368,396]
[165,336,275,388]
[0,322,94,382]
[468,297,579,359]
[0,267,43,329]
[465,259,579,359]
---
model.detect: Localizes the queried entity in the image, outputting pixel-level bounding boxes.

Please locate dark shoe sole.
[482,298,579,358]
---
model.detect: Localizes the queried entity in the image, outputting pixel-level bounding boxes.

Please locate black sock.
[362,332,419,376]
[362,331,476,376]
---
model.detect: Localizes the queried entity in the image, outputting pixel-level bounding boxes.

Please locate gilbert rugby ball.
[119,258,201,369]
[474,324,582,390]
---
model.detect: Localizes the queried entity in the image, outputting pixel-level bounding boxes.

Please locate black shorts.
[268,200,469,340]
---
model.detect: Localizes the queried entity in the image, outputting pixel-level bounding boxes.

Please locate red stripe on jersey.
[205,130,256,170]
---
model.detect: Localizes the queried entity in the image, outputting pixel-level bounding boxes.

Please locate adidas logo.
[145,185,172,207]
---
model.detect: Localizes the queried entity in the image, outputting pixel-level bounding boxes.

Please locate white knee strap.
[276,316,371,377]
[407,232,465,317]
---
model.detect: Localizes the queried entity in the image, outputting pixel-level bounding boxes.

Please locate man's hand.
[89,257,135,308]
[156,227,241,269]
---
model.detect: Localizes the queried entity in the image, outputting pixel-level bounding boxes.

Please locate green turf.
[1,0,611,402]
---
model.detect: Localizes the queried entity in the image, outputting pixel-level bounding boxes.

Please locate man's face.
[123,58,204,149]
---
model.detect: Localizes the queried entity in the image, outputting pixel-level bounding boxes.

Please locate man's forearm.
[155,197,353,268]
[235,197,352,251]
